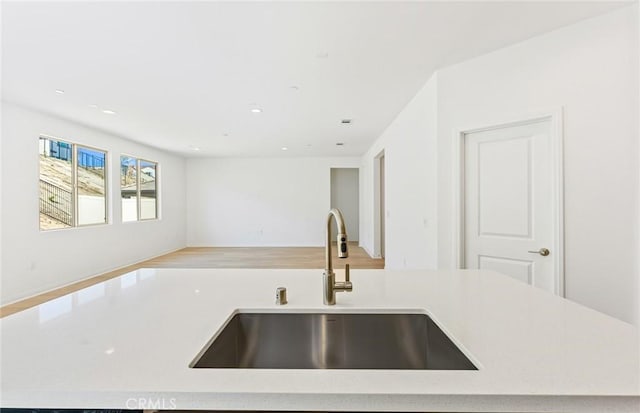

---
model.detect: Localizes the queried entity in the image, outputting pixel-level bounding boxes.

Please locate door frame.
[452,108,565,296]
[373,150,385,259]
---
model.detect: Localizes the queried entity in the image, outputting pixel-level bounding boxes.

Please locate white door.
[464,119,559,294]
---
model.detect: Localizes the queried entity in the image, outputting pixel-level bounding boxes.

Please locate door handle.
[528,248,550,256]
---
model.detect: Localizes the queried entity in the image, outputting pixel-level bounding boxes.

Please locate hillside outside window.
[39,136,107,231]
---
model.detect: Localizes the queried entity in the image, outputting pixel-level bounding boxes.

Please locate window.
[39,136,107,231]
[120,156,158,222]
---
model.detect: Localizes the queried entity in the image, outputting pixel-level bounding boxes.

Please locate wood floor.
[0,243,383,318]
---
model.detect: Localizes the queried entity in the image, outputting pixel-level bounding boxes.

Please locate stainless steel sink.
[190,312,477,370]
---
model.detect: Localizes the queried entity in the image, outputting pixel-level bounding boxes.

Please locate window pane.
[139,160,157,220]
[121,156,138,222]
[77,146,107,226]
[39,137,73,230]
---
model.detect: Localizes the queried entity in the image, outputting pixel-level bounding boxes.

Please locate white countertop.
[1,268,639,412]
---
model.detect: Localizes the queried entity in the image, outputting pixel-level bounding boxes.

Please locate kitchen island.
[1,268,639,412]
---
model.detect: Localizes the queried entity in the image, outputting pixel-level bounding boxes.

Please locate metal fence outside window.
[39,179,73,226]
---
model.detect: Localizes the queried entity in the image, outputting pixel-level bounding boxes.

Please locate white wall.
[330,168,359,242]
[436,5,638,325]
[360,5,638,325]
[1,102,187,305]
[637,0,640,328]
[187,157,360,246]
[0,102,3,288]
[0,10,3,290]
[360,75,439,270]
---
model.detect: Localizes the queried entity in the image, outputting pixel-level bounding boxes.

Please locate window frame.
[39,135,109,231]
[120,155,159,222]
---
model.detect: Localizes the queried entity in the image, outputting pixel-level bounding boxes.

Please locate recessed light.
[104,348,115,355]
[102,109,117,115]
[281,147,288,151]
[55,89,65,94]
[88,104,98,109]
[251,108,263,113]
[336,142,345,146]
[190,146,201,151]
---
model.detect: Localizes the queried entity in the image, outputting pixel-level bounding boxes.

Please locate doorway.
[330,168,359,242]
[456,114,564,295]
[374,151,385,259]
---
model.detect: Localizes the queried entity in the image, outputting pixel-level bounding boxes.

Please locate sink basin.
[190,312,477,370]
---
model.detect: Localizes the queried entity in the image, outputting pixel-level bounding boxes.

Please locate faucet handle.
[341,264,352,292]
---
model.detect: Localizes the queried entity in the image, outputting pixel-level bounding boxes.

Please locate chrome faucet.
[323,208,352,305]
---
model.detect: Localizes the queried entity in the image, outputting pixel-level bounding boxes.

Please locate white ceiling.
[1,1,631,157]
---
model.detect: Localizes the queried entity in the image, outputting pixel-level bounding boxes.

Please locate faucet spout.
[323,208,352,305]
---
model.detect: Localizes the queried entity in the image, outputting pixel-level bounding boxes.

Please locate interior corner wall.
[636,0,640,328]
[186,157,360,247]
[435,5,639,325]
[0,102,187,305]
[359,75,439,270]
[0,102,3,287]
[359,4,638,325]
[0,10,3,289]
